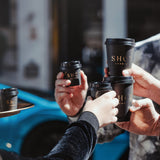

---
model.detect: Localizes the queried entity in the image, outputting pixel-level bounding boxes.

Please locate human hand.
[55,70,88,116]
[83,91,119,128]
[123,63,160,104]
[104,67,109,77]
[116,98,160,136]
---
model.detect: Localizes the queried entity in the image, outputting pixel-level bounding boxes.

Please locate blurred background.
[0,0,160,95]
[0,0,160,160]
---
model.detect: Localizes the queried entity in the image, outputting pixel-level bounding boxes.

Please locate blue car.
[0,83,129,160]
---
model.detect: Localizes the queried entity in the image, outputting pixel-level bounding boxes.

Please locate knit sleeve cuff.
[78,111,99,132]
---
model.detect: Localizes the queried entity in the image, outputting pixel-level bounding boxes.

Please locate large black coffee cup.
[60,61,82,86]
[0,88,18,112]
[89,81,112,99]
[105,38,135,76]
[103,76,133,122]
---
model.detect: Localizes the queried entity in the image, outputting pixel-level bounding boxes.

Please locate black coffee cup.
[60,61,82,86]
[89,81,100,99]
[0,88,18,112]
[103,76,133,122]
[89,81,112,99]
[105,38,135,76]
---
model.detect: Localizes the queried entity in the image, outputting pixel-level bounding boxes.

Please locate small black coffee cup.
[89,81,100,99]
[0,88,18,112]
[60,61,82,86]
[105,38,135,76]
[89,81,112,99]
[103,76,133,122]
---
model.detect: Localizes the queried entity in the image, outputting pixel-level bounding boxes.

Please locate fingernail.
[65,80,71,86]
[87,96,92,100]
[66,80,71,83]
[114,98,119,106]
[110,91,116,96]
[123,70,130,76]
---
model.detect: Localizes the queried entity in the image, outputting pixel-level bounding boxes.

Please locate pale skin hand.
[122,63,160,105]
[83,91,119,128]
[116,98,160,136]
[55,70,88,116]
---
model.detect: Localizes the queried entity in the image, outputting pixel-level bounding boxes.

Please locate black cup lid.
[102,77,110,83]
[105,38,135,46]
[90,81,112,90]
[1,88,18,96]
[98,81,112,90]
[89,81,100,88]
[60,61,82,71]
[103,76,134,84]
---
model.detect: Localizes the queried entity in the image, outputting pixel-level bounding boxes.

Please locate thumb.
[130,99,153,112]
[122,69,131,77]
[80,70,88,88]
[130,99,142,112]
[86,96,93,102]
[116,121,130,130]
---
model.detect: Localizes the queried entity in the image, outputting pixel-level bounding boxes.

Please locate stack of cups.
[104,38,135,122]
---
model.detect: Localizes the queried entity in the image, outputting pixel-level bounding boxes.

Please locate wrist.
[78,111,99,132]
[150,80,160,104]
[68,113,81,123]
[68,106,84,123]
[155,115,160,136]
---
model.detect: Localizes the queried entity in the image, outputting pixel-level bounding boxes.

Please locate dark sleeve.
[44,111,99,160]
[0,149,35,160]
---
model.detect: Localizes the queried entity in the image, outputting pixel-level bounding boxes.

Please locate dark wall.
[58,0,102,62]
[0,0,10,27]
[128,0,160,41]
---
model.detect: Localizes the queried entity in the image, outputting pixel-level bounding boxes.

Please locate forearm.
[45,112,99,160]
[0,112,98,160]
[154,115,160,136]
[149,78,160,105]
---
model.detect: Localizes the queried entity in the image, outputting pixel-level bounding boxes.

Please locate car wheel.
[20,121,68,158]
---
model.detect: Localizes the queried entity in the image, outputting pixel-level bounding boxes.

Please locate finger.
[80,70,88,89]
[55,85,74,93]
[56,72,64,79]
[122,70,131,77]
[130,98,152,112]
[104,67,109,77]
[55,79,71,87]
[130,106,141,112]
[122,63,137,76]
[86,96,93,103]
[55,92,72,101]
[122,64,143,77]
[111,116,118,123]
[104,91,116,98]
[133,98,152,108]
[113,108,119,115]
[116,121,129,129]
[130,99,143,112]
[112,98,119,107]
[87,96,92,100]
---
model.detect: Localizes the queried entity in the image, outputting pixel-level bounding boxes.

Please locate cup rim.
[1,88,18,96]
[105,38,135,46]
[60,60,82,71]
[103,76,134,84]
